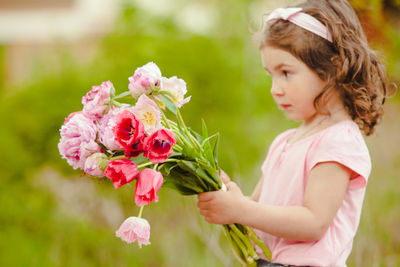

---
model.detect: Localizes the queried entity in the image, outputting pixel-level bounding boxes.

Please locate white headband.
[266,7,333,43]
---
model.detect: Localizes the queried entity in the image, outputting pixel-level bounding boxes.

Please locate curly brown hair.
[257,0,391,135]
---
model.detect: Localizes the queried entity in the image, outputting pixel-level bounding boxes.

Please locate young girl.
[197,0,390,266]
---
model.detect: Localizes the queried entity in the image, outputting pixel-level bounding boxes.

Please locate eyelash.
[282,70,291,77]
[265,70,292,78]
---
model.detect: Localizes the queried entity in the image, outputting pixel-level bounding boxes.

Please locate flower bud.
[84,152,109,177]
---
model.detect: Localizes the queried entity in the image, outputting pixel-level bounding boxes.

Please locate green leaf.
[201,133,219,148]
[162,167,205,195]
[176,161,209,191]
[178,160,219,191]
[130,154,148,165]
[180,142,199,159]
[201,119,208,141]
[189,127,202,143]
[163,179,200,195]
[213,132,220,167]
[159,161,178,176]
[199,132,218,168]
[160,95,177,115]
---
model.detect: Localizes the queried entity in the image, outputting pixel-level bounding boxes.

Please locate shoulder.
[317,120,369,155]
[307,120,371,188]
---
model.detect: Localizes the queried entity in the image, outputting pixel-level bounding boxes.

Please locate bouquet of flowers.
[58,62,271,266]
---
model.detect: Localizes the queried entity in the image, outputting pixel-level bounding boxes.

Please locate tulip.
[134,169,164,206]
[115,216,151,247]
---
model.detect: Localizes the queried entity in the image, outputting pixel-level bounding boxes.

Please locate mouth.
[279,104,292,110]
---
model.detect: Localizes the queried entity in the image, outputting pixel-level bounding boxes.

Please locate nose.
[270,79,284,96]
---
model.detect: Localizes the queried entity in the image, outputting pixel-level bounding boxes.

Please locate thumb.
[226,181,241,194]
[219,170,231,184]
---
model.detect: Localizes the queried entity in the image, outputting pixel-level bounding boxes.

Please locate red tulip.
[113,109,145,149]
[143,129,176,164]
[105,159,139,189]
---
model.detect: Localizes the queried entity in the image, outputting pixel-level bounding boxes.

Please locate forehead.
[260,45,304,71]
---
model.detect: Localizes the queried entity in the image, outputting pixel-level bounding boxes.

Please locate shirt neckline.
[285,119,355,146]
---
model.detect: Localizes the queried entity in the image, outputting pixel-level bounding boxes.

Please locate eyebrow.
[264,63,291,73]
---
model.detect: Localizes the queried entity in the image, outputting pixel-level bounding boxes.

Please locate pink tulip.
[58,113,100,170]
[128,62,162,99]
[132,94,161,134]
[159,76,191,108]
[63,111,83,124]
[98,108,124,151]
[115,216,151,247]
[134,169,163,206]
[82,80,114,119]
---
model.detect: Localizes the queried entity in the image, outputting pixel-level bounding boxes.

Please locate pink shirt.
[255,120,371,267]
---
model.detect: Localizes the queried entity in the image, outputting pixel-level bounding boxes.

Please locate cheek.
[309,74,326,95]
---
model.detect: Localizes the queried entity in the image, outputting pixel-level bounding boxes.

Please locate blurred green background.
[0,0,399,266]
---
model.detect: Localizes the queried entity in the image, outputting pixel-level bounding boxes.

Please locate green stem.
[173,144,183,152]
[162,117,191,150]
[230,229,253,265]
[161,112,173,130]
[193,173,209,192]
[248,228,271,261]
[175,131,194,151]
[230,224,258,260]
[110,155,126,160]
[113,90,131,99]
[137,158,178,169]
[137,162,153,169]
[138,206,144,218]
[112,100,124,107]
[162,118,196,154]
[223,225,247,265]
[176,109,202,150]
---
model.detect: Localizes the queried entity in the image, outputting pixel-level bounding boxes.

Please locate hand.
[219,169,230,185]
[197,172,246,225]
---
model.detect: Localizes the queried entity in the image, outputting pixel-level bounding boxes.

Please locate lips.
[279,104,292,110]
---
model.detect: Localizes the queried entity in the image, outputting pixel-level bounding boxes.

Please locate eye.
[283,70,292,78]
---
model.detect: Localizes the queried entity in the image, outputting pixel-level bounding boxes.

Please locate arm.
[197,162,350,242]
[250,176,264,202]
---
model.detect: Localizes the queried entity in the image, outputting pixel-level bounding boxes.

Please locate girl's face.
[260,45,327,124]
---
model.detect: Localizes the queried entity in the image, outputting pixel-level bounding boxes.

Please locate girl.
[197,0,390,266]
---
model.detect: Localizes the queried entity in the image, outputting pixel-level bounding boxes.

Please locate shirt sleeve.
[306,122,371,190]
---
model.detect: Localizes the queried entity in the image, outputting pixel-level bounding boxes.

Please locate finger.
[197,201,210,210]
[199,208,208,216]
[198,192,214,202]
[220,170,231,184]
[205,216,214,224]
[205,216,220,224]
